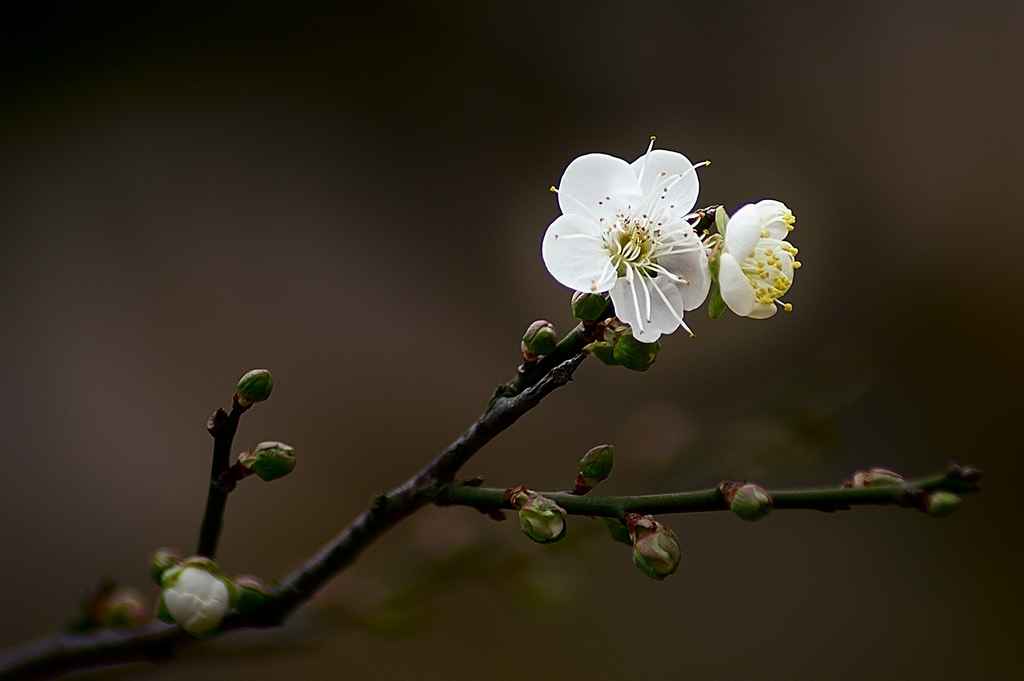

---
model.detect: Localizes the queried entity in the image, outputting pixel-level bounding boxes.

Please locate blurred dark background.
[1,1,1021,679]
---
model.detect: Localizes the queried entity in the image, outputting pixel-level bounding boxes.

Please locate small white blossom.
[162,566,230,635]
[542,140,711,341]
[716,200,800,319]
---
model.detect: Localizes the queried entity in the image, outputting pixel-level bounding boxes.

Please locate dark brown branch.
[197,399,248,557]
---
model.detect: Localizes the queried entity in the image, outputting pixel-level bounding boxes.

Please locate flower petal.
[747,302,778,319]
[610,276,663,342]
[631,149,700,221]
[558,153,642,223]
[645,275,687,336]
[718,252,756,317]
[755,199,793,240]
[658,243,711,311]
[723,204,762,258]
[542,214,616,293]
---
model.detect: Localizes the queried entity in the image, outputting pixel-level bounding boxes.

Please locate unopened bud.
[95,586,149,629]
[727,483,774,522]
[235,369,274,407]
[232,574,271,613]
[517,494,567,544]
[150,547,183,585]
[612,333,660,372]
[571,291,610,322]
[627,515,681,581]
[924,491,961,518]
[521,320,558,360]
[160,563,231,637]
[849,468,906,488]
[574,445,614,493]
[238,441,296,482]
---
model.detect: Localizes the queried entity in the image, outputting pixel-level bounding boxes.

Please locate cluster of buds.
[509,487,567,544]
[573,444,614,495]
[151,550,269,638]
[585,318,661,372]
[720,482,774,522]
[626,514,682,581]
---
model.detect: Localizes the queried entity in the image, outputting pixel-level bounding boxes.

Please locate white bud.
[161,566,230,636]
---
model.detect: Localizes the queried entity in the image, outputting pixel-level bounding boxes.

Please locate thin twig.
[196,400,248,557]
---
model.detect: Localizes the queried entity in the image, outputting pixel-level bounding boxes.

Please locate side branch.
[196,400,248,557]
[443,464,984,518]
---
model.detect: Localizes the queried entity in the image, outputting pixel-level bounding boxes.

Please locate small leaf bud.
[232,574,271,613]
[571,291,610,322]
[161,564,231,637]
[517,493,567,544]
[627,514,681,581]
[574,445,614,494]
[848,468,906,488]
[612,333,661,372]
[521,320,558,360]
[150,547,183,585]
[728,483,774,522]
[238,441,296,482]
[235,369,274,407]
[94,586,150,630]
[924,491,962,518]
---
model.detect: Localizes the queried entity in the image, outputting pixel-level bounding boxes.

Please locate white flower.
[542,141,711,342]
[162,566,230,635]
[717,200,800,319]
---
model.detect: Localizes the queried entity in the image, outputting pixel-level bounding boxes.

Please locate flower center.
[605,215,660,277]
[742,240,798,310]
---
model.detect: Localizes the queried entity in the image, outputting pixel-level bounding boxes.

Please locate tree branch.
[443,464,984,519]
[0,355,586,681]
[196,400,248,557]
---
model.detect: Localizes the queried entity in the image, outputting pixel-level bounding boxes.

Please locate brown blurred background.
[1,1,1021,679]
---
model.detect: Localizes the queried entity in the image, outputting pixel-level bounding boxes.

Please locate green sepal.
[156,594,175,624]
[708,283,726,320]
[715,205,728,235]
[598,517,633,546]
[585,341,620,366]
[612,334,660,372]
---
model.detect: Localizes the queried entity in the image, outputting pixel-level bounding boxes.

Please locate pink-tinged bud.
[95,586,150,630]
[626,514,682,581]
[232,574,271,613]
[848,468,906,488]
[521,320,558,360]
[726,483,774,522]
[516,493,567,544]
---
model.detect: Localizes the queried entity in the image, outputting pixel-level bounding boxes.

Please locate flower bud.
[238,441,296,482]
[521,320,558,360]
[232,574,271,613]
[849,468,906,488]
[924,491,961,518]
[728,483,774,522]
[627,515,681,581]
[517,494,567,544]
[571,291,610,322]
[160,564,231,637]
[94,586,149,630]
[611,333,660,372]
[235,369,274,407]
[574,445,614,494]
[150,547,183,585]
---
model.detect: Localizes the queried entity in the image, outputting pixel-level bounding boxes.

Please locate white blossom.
[716,200,800,319]
[542,140,711,341]
[162,566,230,635]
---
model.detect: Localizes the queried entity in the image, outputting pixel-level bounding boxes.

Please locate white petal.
[723,204,762,258]
[645,275,686,335]
[718,253,756,317]
[631,149,700,221]
[755,199,793,240]
[558,153,643,223]
[659,246,711,311]
[610,276,664,342]
[747,302,778,319]
[542,214,616,293]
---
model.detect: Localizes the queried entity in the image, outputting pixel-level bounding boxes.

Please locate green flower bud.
[574,444,615,493]
[521,320,558,359]
[612,333,660,372]
[925,491,961,518]
[584,341,619,366]
[517,494,567,544]
[627,515,681,581]
[728,483,774,522]
[238,441,296,482]
[849,468,906,488]
[232,574,271,613]
[235,369,274,407]
[571,291,610,322]
[161,564,231,637]
[95,586,150,630]
[150,547,183,585]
